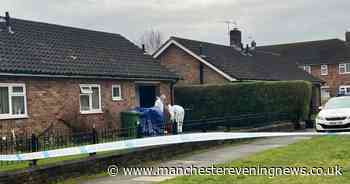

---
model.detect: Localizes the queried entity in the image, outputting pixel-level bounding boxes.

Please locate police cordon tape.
[0,132,348,161]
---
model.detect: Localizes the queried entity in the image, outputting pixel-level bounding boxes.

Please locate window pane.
[304,66,311,73]
[112,86,120,97]
[12,86,24,93]
[340,88,346,94]
[346,64,350,73]
[80,87,92,94]
[11,96,25,115]
[91,87,100,109]
[321,65,327,75]
[0,87,9,114]
[80,95,90,111]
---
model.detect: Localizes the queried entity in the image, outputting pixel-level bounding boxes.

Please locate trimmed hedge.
[174,81,312,121]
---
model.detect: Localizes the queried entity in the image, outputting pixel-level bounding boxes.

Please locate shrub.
[174,81,312,122]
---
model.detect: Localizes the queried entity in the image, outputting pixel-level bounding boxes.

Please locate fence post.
[30,133,38,167]
[89,127,97,156]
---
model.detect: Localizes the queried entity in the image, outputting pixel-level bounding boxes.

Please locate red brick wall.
[202,64,229,84]
[309,64,350,96]
[158,45,228,85]
[0,77,171,135]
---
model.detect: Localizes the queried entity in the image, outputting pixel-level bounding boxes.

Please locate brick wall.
[309,64,350,96]
[0,77,171,135]
[202,64,229,84]
[158,45,228,85]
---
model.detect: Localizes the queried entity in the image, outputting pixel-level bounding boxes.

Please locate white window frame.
[79,84,102,114]
[339,63,350,74]
[339,85,350,95]
[320,64,328,75]
[112,85,122,101]
[303,65,311,74]
[0,83,28,120]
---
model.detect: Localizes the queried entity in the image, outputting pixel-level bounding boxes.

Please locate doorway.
[137,84,160,108]
[321,86,330,104]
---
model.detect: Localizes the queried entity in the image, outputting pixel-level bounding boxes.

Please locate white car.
[316,96,350,132]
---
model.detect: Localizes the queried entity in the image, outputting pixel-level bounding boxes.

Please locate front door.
[321,86,330,103]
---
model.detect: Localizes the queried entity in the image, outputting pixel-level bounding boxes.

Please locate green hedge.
[174,81,312,121]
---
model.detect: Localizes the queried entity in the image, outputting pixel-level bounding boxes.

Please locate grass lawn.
[53,139,254,184]
[161,135,350,184]
[0,149,134,172]
[0,154,90,172]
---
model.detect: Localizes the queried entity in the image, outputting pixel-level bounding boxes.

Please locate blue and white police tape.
[0,132,347,161]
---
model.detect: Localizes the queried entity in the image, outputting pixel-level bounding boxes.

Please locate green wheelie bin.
[120,111,141,138]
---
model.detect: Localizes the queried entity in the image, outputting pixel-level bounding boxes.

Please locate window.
[79,84,102,114]
[0,83,27,119]
[320,65,328,75]
[112,85,122,101]
[303,65,311,74]
[339,63,350,74]
[339,85,350,95]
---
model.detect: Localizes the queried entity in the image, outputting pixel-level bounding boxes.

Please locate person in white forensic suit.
[168,104,185,133]
[154,94,172,134]
[154,94,166,113]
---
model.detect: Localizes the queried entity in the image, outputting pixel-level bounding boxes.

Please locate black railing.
[0,112,293,167]
[182,112,293,132]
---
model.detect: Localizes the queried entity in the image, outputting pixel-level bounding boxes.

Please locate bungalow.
[153,28,323,112]
[0,12,178,134]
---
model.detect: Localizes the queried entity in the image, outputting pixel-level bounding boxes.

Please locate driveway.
[82,131,312,184]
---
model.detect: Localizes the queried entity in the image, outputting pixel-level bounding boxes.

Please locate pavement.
[81,131,313,184]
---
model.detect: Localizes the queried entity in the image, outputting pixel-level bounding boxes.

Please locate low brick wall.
[0,122,298,184]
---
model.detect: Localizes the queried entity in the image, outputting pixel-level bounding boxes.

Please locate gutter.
[0,72,179,82]
[299,57,350,66]
[236,78,324,85]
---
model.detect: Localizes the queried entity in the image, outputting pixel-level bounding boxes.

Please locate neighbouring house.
[0,12,178,134]
[153,28,323,112]
[258,32,350,102]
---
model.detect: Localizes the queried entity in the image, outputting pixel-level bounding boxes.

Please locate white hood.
[319,108,350,118]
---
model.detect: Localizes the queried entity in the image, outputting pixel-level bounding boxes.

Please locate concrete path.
[82,134,312,184]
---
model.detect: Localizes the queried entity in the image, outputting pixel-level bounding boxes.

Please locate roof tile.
[258,39,350,65]
[170,37,321,82]
[0,17,178,80]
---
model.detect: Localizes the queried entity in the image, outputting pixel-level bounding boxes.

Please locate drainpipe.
[199,63,204,84]
[170,82,175,105]
[199,44,204,84]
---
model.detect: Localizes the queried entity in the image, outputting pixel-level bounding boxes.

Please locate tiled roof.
[258,39,350,65]
[0,17,178,80]
[168,37,321,83]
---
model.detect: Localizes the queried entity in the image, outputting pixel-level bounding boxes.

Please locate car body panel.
[316,97,350,132]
